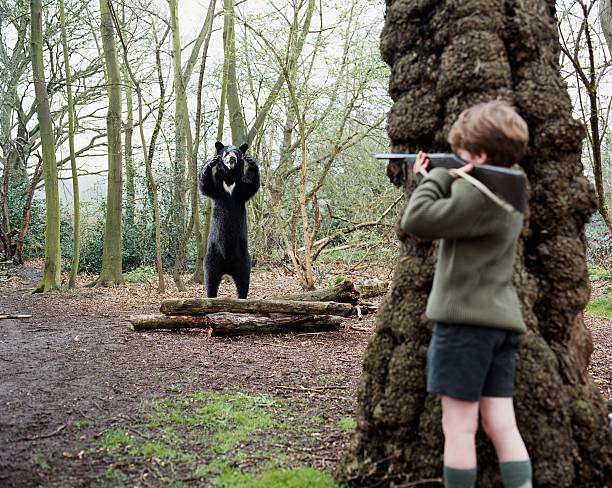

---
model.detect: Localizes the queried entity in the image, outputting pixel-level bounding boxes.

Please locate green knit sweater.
[400,168,526,333]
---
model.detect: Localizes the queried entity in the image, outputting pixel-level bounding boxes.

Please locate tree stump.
[341,1,612,487]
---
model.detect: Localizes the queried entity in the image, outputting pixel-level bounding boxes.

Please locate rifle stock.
[375,153,528,213]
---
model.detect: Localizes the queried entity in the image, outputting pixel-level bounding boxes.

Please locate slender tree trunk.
[148,23,169,293]
[13,157,43,265]
[30,0,61,293]
[168,0,188,291]
[600,0,612,55]
[583,5,612,231]
[341,1,612,486]
[111,3,166,293]
[191,0,217,285]
[223,0,247,144]
[59,0,81,288]
[122,64,135,227]
[96,0,123,287]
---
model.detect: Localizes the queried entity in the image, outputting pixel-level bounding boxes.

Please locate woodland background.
[0,0,610,292]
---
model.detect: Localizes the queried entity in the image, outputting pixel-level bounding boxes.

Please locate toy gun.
[376,153,528,213]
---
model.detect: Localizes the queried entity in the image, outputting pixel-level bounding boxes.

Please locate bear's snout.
[223,152,239,169]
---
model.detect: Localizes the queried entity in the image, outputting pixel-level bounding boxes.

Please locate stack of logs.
[129,280,387,337]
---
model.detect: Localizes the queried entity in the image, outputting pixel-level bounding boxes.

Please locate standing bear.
[197,141,260,299]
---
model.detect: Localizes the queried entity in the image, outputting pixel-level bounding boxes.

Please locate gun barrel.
[374,152,528,213]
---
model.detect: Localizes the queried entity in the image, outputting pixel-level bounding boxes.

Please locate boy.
[400,101,532,488]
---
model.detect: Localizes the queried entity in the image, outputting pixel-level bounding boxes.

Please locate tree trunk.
[341,1,612,487]
[122,63,135,227]
[160,297,355,317]
[223,0,247,144]
[129,313,343,336]
[147,23,169,293]
[30,0,61,293]
[168,0,188,291]
[59,0,81,288]
[600,0,612,55]
[96,0,123,287]
[13,157,43,265]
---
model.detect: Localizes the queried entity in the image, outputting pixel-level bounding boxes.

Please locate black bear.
[197,141,260,299]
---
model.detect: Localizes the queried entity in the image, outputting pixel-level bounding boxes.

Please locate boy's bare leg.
[480,397,532,488]
[441,395,479,468]
[479,397,528,461]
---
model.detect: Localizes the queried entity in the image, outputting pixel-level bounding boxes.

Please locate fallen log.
[160,297,355,317]
[130,314,213,331]
[130,313,344,336]
[354,279,389,299]
[0,314,32,320]
[272,280,360,304]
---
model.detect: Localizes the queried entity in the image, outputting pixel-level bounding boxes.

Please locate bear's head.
[215,141,249,172]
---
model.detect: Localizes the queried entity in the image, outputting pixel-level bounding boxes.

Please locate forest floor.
[0,261,610,488]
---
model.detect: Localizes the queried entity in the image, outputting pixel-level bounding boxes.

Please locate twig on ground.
[273,384,348,393]
[0,314,32,320]
[13,424,66,442]
[337,357,354,363]
[252,341,299,350]
[396,478,443,487]
[349,325,374,332]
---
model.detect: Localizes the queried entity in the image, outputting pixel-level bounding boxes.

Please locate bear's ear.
[215,141,224,154]
[239,143,249,154]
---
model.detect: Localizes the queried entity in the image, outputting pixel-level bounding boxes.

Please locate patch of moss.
[337,417,357,432]
[31,452,50,472]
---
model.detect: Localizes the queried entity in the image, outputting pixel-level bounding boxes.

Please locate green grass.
[585,297,612,318]
[90,391,347,486]
[588,265,612,281]
[101,428,131,452]
[123,265,157,283]
[212,466,338,487]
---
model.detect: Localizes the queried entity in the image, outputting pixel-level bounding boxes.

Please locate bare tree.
[559,0,612,231]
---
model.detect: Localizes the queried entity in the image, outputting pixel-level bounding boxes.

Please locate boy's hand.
[413,150,430,177]
[450,163,474,178]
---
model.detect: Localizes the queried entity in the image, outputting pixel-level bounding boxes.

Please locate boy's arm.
[400,168,494,240]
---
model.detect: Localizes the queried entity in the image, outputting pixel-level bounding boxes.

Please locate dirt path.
[0,264,609,487]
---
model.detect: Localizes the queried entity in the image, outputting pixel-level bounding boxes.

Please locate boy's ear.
[239,143,249,154]
[215,141,224,154]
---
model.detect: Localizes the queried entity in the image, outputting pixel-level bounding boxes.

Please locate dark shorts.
[426,322,520,402]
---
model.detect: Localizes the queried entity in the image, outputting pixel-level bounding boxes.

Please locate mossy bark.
[30,0,61,293]
[96,0,123,287]
[341,1,612,487]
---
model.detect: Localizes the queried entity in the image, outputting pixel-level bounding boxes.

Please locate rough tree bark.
[341,1,612,487]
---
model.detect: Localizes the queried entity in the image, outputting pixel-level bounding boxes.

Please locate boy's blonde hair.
[448,101,529,167]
